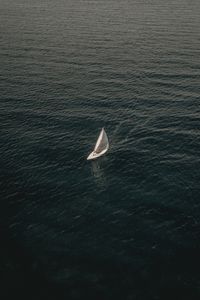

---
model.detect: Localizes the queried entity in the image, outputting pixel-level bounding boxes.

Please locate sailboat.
[87,128,109,160]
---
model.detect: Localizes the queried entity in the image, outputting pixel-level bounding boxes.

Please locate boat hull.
[87,147,108,160]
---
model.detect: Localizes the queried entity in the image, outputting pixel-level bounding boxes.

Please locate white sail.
[94,128,109,153]
[87,128,109,160]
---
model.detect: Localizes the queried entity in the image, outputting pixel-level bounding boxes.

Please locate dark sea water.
[1,0,200,299]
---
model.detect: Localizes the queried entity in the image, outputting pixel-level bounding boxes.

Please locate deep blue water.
[1,0,200,299]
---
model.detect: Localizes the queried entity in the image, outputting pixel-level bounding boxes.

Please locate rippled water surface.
[1,0,200,299]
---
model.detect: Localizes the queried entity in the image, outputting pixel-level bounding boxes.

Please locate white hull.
[87,147,108,160]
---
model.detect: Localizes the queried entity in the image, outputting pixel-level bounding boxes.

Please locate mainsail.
[94,128,109,154]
